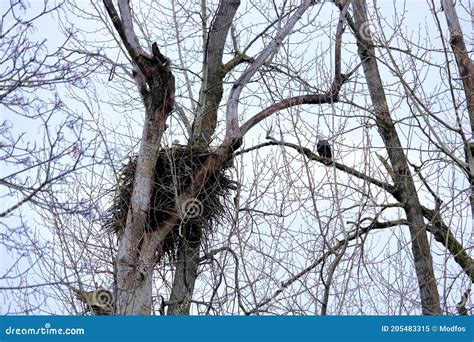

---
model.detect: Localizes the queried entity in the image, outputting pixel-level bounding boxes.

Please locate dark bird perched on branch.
[316,134,333,165]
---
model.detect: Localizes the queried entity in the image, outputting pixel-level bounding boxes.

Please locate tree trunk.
[440,0,474,237]
[351,0,441,315]
[103,0,176,315]
[167,0,241,315]
[115,73,175,314]
[191,0,242,146]
[167,240,201,315]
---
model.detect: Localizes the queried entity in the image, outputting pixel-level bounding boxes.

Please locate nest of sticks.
[105,146,233,261]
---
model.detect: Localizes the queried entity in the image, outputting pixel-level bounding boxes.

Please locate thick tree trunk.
[167,240,201,315]
[114,105,171,314]
[167,0,241,315]
[351,0,441,315]
[103,0,176,315]
[115,74,175,314]
[440,0,474,237]
[192,0,242,146]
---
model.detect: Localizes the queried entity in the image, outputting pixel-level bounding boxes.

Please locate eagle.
[316,134,332,165]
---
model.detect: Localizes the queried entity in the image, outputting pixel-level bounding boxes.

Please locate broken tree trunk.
[104,0,175,315]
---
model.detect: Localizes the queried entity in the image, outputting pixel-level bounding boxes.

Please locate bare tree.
[1,0,97,217]
[440,0,474,234]
[0,0,109,314]
[349,0,440,315]
[2,0,473,316]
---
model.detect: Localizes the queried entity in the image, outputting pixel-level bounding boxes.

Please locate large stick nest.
[105,146,233,261]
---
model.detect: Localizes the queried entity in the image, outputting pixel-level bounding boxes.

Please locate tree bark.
[167,240,201,315]
[440,0,474,238]
[104,0,175,315]
[167,0,241,315]
[351,0,441,315]
[191,0,242,146]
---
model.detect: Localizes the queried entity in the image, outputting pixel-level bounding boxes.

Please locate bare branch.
[225,0,316,142]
